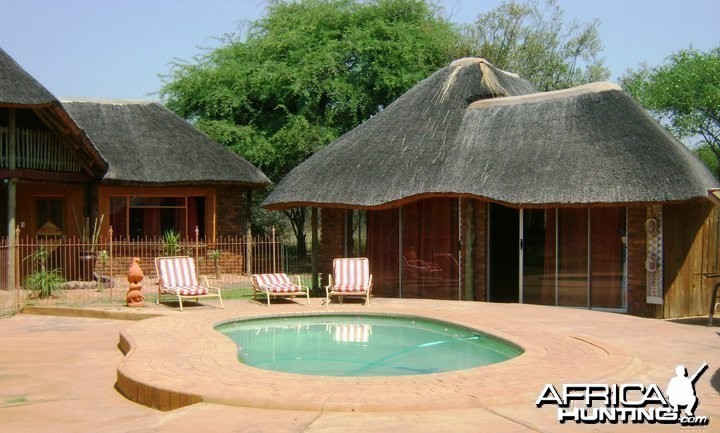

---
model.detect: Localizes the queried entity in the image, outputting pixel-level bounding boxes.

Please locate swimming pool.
[215,314,523,376]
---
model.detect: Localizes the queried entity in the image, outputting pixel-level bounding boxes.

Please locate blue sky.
[2,0,718,100]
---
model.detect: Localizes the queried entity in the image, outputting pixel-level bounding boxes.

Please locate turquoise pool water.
[215,314,522,376]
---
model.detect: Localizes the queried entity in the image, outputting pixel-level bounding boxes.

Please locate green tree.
[161,0,459,254]
[623,46,720,178]
[457,0,609,90]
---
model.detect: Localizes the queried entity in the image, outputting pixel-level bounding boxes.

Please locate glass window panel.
[110,196,127,240]
[489,203,519,303]
[365,208,400,298]
[129,197,184,207]
[523,209,555,305]
[557,208,588,307]
[188,196,205,236]
[590,207,626,309]
[36,198,64,232]
[352,210,367,257]
[402,198,459,300]
[161,197,185,207]
[121,195,205,239]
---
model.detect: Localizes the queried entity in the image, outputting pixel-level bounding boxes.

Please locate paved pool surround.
[116,298,641,412]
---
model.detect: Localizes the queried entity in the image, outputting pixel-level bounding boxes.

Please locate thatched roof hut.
[62,99,270,188]
[263,58,537,209]
[264,59,717,210]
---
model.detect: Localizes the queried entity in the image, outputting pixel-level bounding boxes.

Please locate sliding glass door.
[557,208,589,307]
[364,198,460,299]
[491,204,627,310]
[521,209,554,305]
[590,207,626,309]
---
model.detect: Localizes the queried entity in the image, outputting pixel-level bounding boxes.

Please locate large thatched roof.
[435,82,717,205]
[264,59,717,209]
[62,99,270,187]
[263,58,537,209]
[0,47,57,106]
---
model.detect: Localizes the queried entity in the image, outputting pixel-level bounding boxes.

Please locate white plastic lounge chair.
[326,257,372,305]
[155,256,224,311]
[251,273,310,306]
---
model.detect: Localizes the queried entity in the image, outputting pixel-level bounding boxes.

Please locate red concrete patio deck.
[2,298,719,432]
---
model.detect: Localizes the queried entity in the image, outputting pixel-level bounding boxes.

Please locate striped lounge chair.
[326,257,372,305]
[155,256,224,311]
[251,273,310,306]
[333,324,372,343]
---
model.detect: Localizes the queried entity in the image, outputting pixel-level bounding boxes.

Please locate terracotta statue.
[126,257,145,307]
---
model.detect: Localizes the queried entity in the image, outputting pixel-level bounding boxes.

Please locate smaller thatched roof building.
[61,99,270,188]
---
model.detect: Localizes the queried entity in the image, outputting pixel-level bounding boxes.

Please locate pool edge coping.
[116,301,636,412]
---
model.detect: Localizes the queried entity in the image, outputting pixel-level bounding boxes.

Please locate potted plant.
[96,249,110,291]
[160,229,183,256]
[72,208,104,281]
[24,246,65,299]
[208,249,222,279]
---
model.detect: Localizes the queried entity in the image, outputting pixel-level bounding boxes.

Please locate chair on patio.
[251,273,310,306]
[154,256,224,311]
[326,257,372,305]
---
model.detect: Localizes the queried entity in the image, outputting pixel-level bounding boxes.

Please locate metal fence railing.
[0,227,310,317]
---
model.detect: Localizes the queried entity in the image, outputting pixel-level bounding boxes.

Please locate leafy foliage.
[24,246,65,298]
[160,230,184,256]
[457,0,609,90]
[623,46,720,178]
[162,0,458,180]
[161,0,459,251]
[25,269,65,299]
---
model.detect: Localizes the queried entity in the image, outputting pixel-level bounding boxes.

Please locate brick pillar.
[215,186,247,237]
[319,208,345,284]
[473,200,488,301]
[626,205,661,317]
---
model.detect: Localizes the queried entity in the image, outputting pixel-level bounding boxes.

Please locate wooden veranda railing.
[0,126,82,172]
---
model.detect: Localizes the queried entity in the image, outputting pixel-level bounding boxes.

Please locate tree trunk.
[284,207,307,259]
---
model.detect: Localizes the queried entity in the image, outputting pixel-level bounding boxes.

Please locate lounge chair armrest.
[200,275,221,291]
[325,274,334,293]
[295,275,310,292]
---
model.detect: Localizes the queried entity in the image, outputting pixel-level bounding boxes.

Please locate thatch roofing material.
[436,82,718,205]
[62,100,270,187]
[264,59,717,210]
[0,47,107,175]
[0,47,57,106]
[263,58,536,209]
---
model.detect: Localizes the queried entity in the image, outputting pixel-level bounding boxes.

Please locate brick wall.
[216,186,248,237]
[473,200,488,301]
[319,208,345,282]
